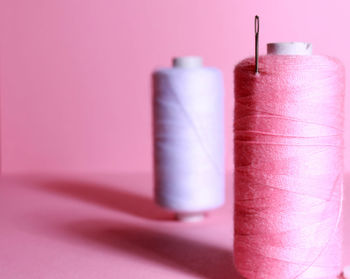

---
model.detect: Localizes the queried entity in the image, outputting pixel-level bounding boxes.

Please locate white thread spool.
[174,56,204,222]
[153,56,225,222]
[267,42,312,55]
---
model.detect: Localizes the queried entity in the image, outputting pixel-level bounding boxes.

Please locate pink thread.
[234,55,345,279]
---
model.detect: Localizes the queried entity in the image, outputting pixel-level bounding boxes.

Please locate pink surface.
[0,1,350,174]
[0,173,349,278]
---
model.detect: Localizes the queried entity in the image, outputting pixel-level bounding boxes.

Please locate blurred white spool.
[153,56,225,222]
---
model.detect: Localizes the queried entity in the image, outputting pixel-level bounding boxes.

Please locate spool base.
[175,212,205,222]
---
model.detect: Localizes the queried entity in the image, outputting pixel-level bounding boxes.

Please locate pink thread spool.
[234,43,345,278]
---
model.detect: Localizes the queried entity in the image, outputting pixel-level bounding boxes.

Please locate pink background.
[0,0,349,174]
[0,2,349,278]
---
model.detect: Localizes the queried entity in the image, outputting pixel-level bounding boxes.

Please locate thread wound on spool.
[234,55,345,278]
[153,65,225,216]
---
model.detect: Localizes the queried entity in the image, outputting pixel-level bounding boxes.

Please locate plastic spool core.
[173,56,203,68]
[171,56,205,223]
[176,212,205,222]
[267,42,312,55]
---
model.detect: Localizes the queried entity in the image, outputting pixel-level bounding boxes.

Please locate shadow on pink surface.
[22,173,350,277]
[26,176,239,278]
[38,178,173,220]
[59,219,241,279]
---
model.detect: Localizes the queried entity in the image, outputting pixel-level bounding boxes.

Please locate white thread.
[153,61,225,216]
